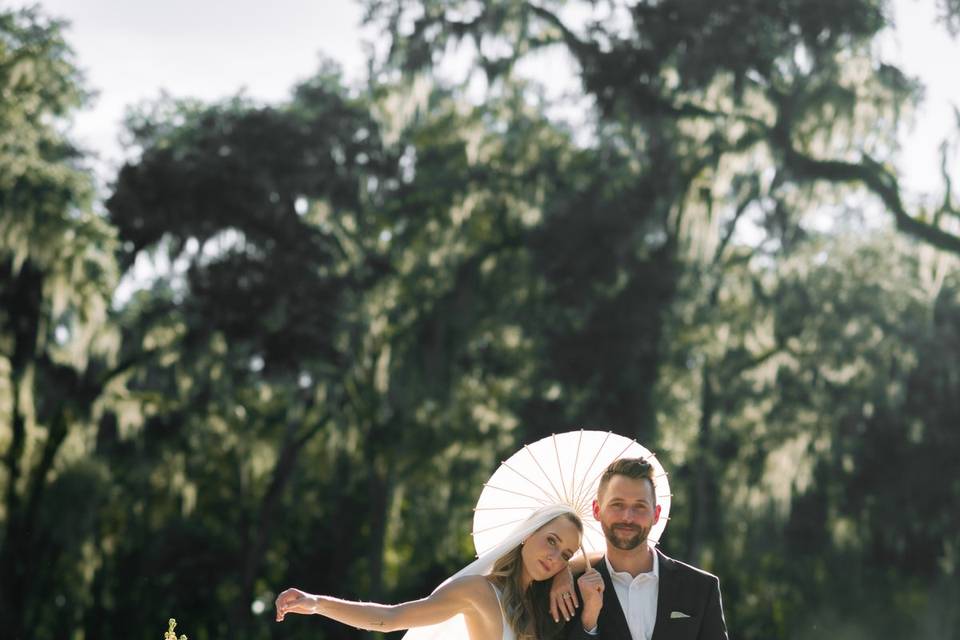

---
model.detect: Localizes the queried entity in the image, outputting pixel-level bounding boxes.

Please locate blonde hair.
[488,512,582,640]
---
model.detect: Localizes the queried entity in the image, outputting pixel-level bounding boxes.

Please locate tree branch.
[780,147,960,254]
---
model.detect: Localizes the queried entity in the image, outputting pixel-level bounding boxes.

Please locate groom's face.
[594,475,661,551]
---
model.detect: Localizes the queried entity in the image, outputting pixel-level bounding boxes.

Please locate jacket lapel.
[650,549,680,640]
[596,558,633,640]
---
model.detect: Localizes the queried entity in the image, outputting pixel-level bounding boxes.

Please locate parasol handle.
[580,543,602,593]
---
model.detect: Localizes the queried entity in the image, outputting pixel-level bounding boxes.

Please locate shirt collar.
[605,546,659,583]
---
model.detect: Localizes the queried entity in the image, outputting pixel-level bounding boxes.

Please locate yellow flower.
[164,617,188,640]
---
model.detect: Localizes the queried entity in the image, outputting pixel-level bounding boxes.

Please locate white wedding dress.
[489,582,516,640]
[401,504,573,640]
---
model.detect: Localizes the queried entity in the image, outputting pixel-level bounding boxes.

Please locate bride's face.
[521,515,581,581]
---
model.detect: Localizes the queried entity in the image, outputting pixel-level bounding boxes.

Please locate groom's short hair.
[597,457,657,504]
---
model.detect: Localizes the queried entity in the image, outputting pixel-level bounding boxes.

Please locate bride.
[274,504,583,640]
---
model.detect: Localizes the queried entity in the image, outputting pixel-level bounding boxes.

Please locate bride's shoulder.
[437,575,501,620]
[443,574,495,593]
[438,575,499,605]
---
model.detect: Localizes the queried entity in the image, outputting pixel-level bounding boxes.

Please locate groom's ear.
[653,503,662,524]
[592,499,601,521]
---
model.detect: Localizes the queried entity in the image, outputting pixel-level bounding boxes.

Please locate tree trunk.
[0,261,44,639]
[234,429,303,637]
[687,363,715,562]
[364,427,396,640]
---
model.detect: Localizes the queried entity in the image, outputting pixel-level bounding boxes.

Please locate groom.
[566,458,728,640]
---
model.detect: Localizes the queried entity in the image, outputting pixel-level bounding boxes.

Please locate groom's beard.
[602,522,650,551]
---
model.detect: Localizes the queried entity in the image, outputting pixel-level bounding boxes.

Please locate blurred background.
[2,0,960,638]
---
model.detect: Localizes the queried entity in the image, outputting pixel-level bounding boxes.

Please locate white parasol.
[472,429,671,558]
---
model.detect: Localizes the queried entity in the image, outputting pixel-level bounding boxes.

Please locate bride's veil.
[400,503,578,640]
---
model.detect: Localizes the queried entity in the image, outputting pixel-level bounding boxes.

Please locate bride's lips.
[539,559,551,574]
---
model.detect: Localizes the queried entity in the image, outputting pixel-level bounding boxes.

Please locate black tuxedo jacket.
[565,549,728,640]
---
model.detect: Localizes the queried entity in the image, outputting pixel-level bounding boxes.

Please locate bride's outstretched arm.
[275,577,483,632]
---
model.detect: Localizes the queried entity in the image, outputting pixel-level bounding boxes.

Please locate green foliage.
[939,0,960,36]
[0,6,118,638]
[365,0,959,255]
[3,2,960,640]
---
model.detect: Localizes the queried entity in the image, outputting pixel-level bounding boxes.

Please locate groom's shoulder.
[658,550,720,584]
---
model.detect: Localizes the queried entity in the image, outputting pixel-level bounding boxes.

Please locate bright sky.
[13,0,960,204]
[17,0,369,182]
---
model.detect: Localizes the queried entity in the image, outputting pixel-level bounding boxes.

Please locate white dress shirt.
[603,549,659,640]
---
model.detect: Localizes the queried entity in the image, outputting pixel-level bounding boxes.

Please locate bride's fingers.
[275,596,293,619]
[550,591,568,623]
[277,592,299,609]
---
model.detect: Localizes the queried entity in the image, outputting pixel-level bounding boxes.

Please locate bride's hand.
[275,588,317,621]
[548,568,578,623]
